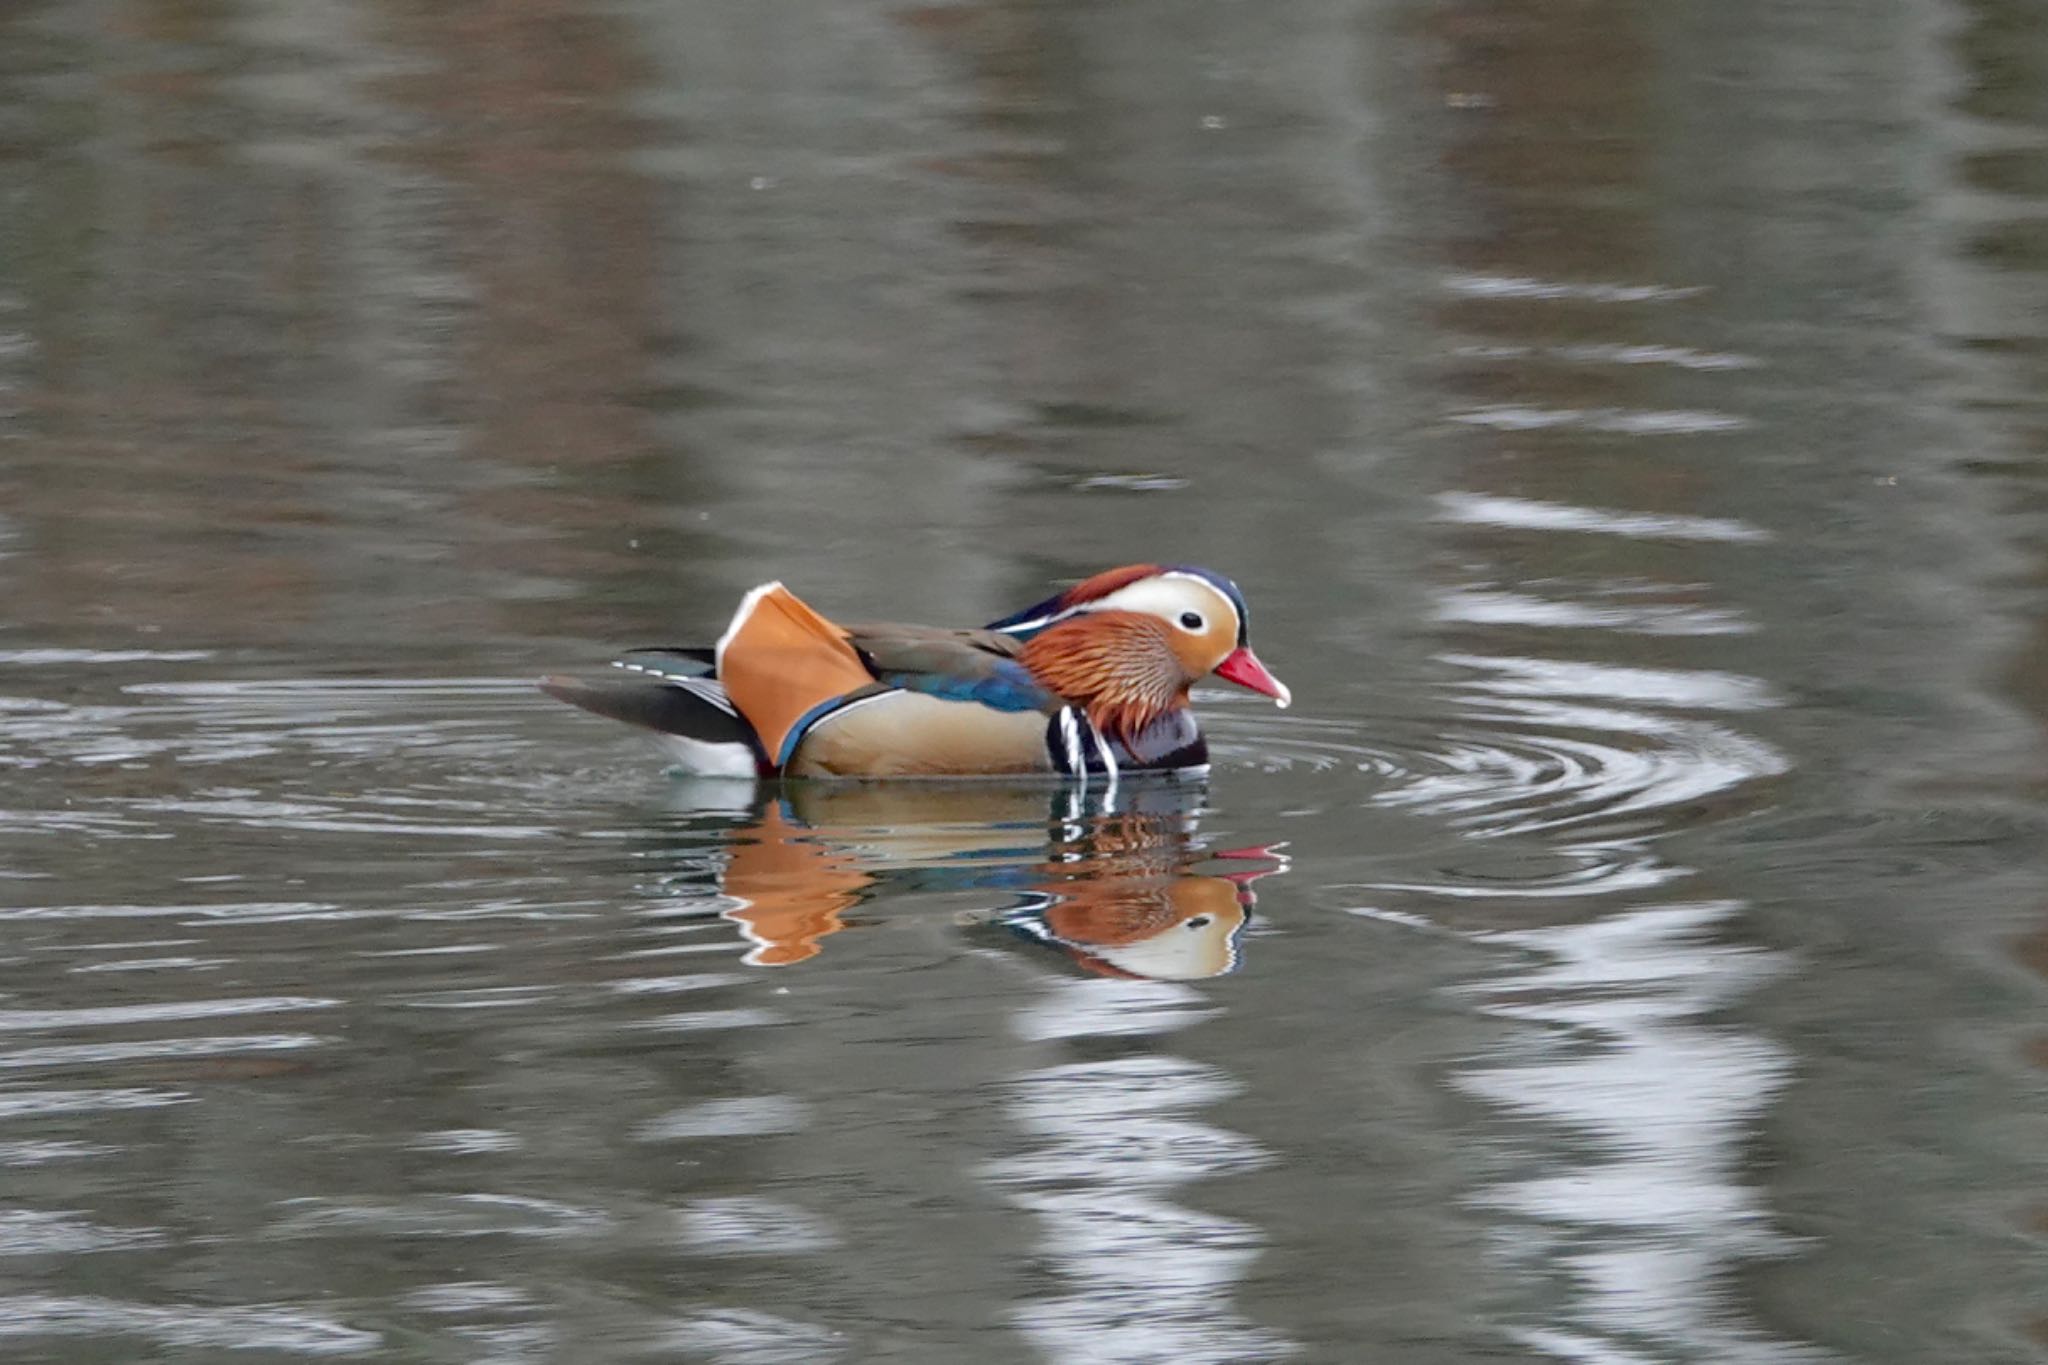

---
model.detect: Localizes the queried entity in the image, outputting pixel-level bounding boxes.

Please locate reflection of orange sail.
[720,807,873,966]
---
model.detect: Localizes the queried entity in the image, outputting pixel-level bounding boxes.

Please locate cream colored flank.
[786,690,1053,778]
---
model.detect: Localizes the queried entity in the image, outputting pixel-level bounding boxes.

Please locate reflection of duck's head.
[1007,874,1250,980]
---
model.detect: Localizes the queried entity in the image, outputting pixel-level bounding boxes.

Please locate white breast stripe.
[1087,715,1119,795]
[1058,707,1086,791]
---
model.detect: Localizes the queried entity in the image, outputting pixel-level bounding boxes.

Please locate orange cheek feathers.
[1019,613,1184,741]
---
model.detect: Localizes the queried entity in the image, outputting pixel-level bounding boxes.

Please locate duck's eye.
[1185,915,1213,930]
[1178,611,1204,631]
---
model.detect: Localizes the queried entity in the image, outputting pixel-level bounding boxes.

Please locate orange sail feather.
[714,583,874,763]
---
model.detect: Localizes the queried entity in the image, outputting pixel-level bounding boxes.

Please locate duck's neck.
[1018,614,1188,746]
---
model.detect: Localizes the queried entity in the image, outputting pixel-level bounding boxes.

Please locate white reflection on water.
[991,980,1290,1364]
[0,1088,191,1120]
[1439,656,1780,712]
[0,1031,327,1072]
[636,1095,810,1140]
[677,1197,839,1258]
[0,1140,118,1166]
[663,1306,845,1364]
[1447,405,1751,435]
[0,1296,380,1355]
[271,1193,612,1242]
[0,649,216,664]
[1434,589,1751,637]
[1440,273,1706,303]
[1448,343,1761,373]
[1458,901,1821,1364]
[1435,493,1770,545]
[0,996,333,1030]
[0,1209,166,1256]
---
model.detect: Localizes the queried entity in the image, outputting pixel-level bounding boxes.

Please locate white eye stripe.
[997,573,1242,640]
[1081,578,1239,637]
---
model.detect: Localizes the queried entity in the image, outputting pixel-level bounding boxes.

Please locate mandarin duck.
[541,564,1289,781]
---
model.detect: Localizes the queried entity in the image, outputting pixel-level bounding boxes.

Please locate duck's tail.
[540,647,763,777]
[540,583,875,776]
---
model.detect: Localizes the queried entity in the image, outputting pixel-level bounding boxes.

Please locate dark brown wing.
[838,623,1059,712]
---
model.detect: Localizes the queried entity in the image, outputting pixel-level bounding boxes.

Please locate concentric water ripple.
[1206,653,1786,844]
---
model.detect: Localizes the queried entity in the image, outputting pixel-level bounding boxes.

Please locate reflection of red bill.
[1207,843,1291,905]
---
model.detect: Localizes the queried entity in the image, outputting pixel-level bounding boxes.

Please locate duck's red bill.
[1214,646,1291,708]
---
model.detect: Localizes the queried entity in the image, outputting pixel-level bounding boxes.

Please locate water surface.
[4,0,2048,1361]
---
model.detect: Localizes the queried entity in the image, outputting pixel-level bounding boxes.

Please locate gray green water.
[5,0,2048,1361]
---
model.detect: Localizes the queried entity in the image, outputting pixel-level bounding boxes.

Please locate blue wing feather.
[880,659,1055,712]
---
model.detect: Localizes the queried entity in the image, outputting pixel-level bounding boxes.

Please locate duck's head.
[991,565,1291,733]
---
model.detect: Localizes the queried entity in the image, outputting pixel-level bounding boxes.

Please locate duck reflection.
[672,780,1283,979]
[997,834,1282,982]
